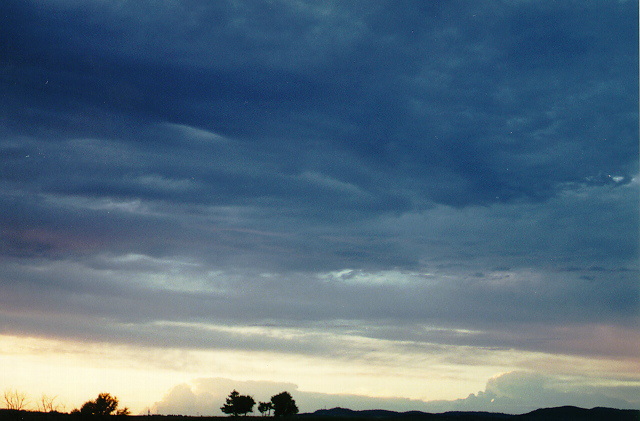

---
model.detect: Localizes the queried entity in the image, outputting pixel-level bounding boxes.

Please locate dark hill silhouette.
[1,406,638,421]
[514,405,638,421]
[302,406,638,421]
[309,408,402,418]
[303,407,511,420]
[304,407,511,420]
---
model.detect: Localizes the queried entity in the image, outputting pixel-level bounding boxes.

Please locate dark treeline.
[2,406,640,421]
[221,390,298,418]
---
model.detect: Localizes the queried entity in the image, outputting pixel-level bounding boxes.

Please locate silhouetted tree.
[221,390,255,417]
[80,393,124,415]
[270,392,298,418]
[3,389,28,410]
[258,401,273,416]
[37,394,62,413]
[116,407,131,415]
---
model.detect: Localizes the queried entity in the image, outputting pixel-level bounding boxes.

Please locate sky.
[0,0,638,416]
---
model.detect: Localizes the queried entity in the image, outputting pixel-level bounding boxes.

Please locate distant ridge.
[303,407,511,420]
[303,406,639,421]
[0,406,637,421]
[515,406,638,421]
[309,408,401,418]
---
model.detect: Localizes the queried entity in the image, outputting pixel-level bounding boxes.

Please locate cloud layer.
[153,372,640,416]
[0,0,638,413]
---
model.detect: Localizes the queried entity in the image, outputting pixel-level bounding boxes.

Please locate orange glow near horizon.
[1,333,638,415]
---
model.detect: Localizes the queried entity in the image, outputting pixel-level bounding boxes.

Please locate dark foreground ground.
[1,407,638,421]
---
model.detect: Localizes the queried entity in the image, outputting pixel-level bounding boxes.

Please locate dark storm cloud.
[0,0,638,361]
[2,0,636,208]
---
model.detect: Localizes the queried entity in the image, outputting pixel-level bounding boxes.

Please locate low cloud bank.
[152,372,639,416]
[424,371,638,414]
